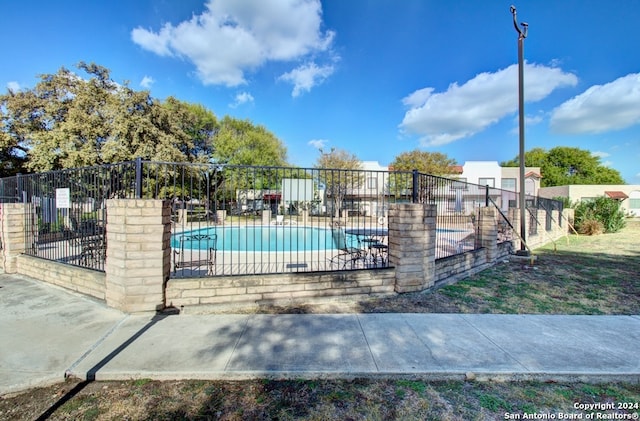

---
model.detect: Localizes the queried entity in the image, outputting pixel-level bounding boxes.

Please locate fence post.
[0,203,27,273]
[412,169,419,203]
[105,198,171,313]
[135,157,143,199]
[16,173,24,203]
[485,185,489,207]
[389,202,436,292]
[477,207,498,263]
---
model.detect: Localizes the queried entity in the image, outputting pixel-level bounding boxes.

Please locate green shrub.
[574,197,626,234]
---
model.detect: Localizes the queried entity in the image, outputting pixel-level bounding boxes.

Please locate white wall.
[539,185,640,217]
[461,161,502,186]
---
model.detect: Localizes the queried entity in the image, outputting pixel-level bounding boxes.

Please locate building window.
[501,178,516,191]
[478,177,495,188]
[367,177,377,190]
[451,178,468,190]
[629,199,640,209]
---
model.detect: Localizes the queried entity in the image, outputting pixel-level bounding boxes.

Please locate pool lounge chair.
[329,227,364,269]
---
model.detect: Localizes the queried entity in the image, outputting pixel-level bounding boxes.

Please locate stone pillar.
[262,209,271,225]
[105,199,171,313]
[177,209,188,224]
[0,203,28,274]
[551,209,561,238]
[216,210,226,224]
[477,207,498,263]
[525,208,533,236]
[389,203,436,293]
[564,209,575,233]
[508,207,520,251]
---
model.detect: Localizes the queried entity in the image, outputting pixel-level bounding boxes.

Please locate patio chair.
[68,212,106,265]
[329,227,364,270]
[173,233,217,275]
[368,240,388,267]
[79,236,106,266]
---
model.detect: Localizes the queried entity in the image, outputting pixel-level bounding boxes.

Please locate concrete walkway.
[1,273,639,396]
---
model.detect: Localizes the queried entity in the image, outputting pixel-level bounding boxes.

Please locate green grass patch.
[396,379,427,394]
[131,378,152,387]
[478,393,512,412]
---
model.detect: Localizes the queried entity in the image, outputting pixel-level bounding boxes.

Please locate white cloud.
[592,151,613,167]
[399,63,578,147]
[279,62,334,97]
[509,112,545,135]
[548,58,563,68]
[131,0,335,90]
[525,114,544,126]
[550,73,640,134]
[229,91,254,108]
[7,81,20,92]
[308,139,328,149]
[402,87,434,108]
[140,75,155,89]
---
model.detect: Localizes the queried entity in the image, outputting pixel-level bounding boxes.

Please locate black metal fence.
[0,160,562,276]
[0,163,139,271]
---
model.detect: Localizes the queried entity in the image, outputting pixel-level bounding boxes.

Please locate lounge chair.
[329,227,364,269]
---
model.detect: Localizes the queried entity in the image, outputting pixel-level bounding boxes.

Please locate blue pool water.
[172,226,349,252]
[173,226,461,252]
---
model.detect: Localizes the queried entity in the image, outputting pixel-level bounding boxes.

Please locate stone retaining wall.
[17,254,105,300]
[166,269,396,313]
[1,199,573,314]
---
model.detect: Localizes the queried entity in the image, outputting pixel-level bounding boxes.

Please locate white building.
[539,185,640,217]
[455,161,542,196]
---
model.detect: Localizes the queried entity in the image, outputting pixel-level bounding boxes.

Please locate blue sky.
[2,0,639,183]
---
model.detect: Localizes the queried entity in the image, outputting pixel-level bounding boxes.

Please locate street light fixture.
[510,5,529,256]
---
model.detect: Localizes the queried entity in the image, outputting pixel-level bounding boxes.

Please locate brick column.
[0,203,28,274]
[105,199,171,313]
[508,207,520,251]
[564,209,575,233]
[551,209,561,238]
[388,203,436,293]
[477,207,498,263]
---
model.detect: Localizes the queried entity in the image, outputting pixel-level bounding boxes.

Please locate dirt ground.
[2,220,639,420]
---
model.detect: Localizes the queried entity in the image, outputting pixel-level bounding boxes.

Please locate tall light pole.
[511,5,529,256]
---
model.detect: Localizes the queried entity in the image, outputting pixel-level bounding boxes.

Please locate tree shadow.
[36,311,176,420]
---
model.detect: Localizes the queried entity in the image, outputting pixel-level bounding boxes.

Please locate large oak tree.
[0,62,288,175]
[501,147,625,187]
[389,149,457,175]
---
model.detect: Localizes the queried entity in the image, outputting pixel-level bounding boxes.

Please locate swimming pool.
[172,225,354,252]
[172,225,466,254]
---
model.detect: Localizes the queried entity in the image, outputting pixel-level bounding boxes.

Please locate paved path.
[1,274,639,395]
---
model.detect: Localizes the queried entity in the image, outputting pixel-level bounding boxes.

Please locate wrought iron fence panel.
[162,163,393,277]
[2,161,563,276]
[412,173,484,260]
[7,163,138,272]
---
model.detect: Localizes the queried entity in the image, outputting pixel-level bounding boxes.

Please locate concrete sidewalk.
[1,274,639,396]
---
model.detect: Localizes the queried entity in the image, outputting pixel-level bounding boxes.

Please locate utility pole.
[510,5,529,256]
